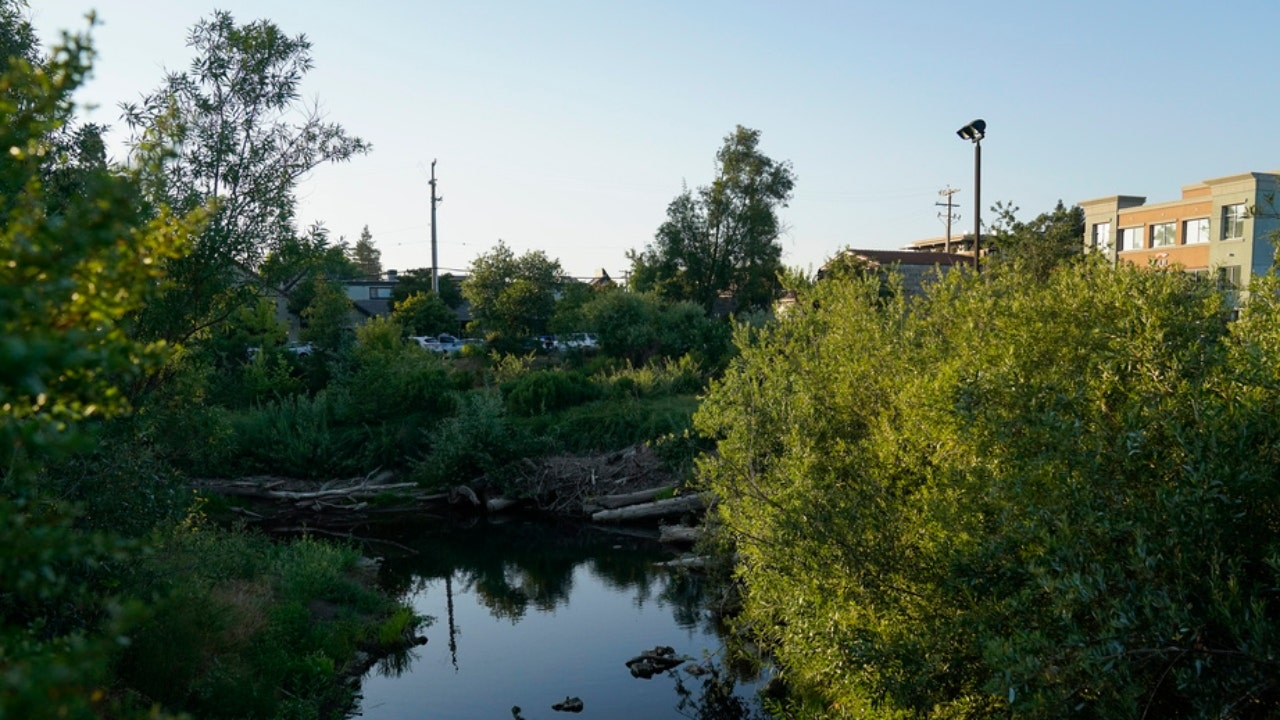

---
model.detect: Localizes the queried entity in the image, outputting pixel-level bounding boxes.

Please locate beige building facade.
[1080,172,1280,288]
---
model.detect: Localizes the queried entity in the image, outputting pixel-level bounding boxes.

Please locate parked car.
[247,342,313,359]
[411,334,462,354]
[556,333,599,351]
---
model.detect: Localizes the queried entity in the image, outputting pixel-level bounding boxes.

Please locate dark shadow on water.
[355,517,766,720]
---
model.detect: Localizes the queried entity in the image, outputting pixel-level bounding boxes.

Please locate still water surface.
[355,519,761,720]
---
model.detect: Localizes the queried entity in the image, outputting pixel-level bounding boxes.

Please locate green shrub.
[39,425,194,536]
[116,527,413,720]
[503,369,601,416]
[699,260,1280,717]
[412,390,542,488]
[598,355,706,399]
[518,394,698,454]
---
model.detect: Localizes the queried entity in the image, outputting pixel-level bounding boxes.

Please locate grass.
[112,525,421,719]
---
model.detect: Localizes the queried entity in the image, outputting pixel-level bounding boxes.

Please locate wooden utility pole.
[430,159,443,293]
[937,187,960,254]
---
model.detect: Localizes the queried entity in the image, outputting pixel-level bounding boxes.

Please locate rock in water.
[552,696,584,712]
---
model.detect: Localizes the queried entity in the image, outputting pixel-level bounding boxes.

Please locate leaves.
[630,126,795,313]
[699,260,1280,716]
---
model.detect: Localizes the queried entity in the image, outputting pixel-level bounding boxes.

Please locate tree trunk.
[591,493,707,523]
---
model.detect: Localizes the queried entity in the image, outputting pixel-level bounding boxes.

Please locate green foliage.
[124,9,370,345]
[698,259,1280,717]
[0,21,200,718]
[116,527,411,719]
[579,289,732,369]
[390,268,464,309]
[582,289,660,362]
[393,291,456,336]
[261,222,360,319]
[630,126,795,312]
[39,426,194,537]
[348,224,381,279]
[300,277,353,352]
[599,355,706,399]
[462,240,563,344]
[986,199,1085,279]
[337,316,456,421]
[549,278,599,334]
[412,390,541,488]
[517,394,698,455]
[502,369,600,417]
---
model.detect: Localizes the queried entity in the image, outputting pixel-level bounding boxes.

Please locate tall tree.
[629,126,795,313]
[123,10,370,344]
[0,23,199,716]
[985,199,1085,279]
[349,224,382,278]
[462,240,563,342]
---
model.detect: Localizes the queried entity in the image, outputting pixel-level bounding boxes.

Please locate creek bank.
[196,444,710,536]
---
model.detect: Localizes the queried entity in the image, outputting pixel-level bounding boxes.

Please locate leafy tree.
[391,269,463,309]
[578,290,662,364]
[260,222,359,318]
[698,260,1280,716]
[0,0,36,68]
[985,199,1085,279]
[0,22,198,717]
[349,224,382,278]
[548,278,596,335]
[629,126,795,313]
[300,277,352,351]
[123,10,370,345]
[462,240,563,343]
[393,291,457,336]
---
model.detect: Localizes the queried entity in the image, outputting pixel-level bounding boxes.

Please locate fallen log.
[658,525,701,544]
[591,493,706,523]
[654,555,712,570]
[486,496,520,514]
[590,486,677,510]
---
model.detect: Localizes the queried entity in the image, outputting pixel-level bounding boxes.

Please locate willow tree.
[630,125,795,313]
[124,10,369,344]
[698,259,1280,717]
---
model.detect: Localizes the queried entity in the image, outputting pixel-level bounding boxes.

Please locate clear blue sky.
[34,1,1280,279]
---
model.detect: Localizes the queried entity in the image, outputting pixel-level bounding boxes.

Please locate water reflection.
[357,519,762,720]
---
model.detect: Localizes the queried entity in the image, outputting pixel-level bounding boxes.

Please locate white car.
[411,334,462,354]
[556,333,599,351]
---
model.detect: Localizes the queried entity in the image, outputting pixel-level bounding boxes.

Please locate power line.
[936,186,960,254]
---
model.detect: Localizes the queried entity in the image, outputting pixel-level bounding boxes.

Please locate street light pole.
[972,138,981,272]
[956,119,986,272]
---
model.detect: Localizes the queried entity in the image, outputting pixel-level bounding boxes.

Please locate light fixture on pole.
[956,119,985,271]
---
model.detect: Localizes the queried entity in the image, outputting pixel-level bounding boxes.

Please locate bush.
[517,394,698,454]
[412,390,542,488]
[502,369,601,416]
[698,261,1280,717]
[599,355,706,399]
[115,527,412,719]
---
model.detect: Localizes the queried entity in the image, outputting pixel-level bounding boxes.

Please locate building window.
[1092,222,1112,253]
[1222,204,1247,240]
[1118,227,1144,252]
[1184,218,1209,244]
[1151,222,1176,247]
[1218,265,1242,289]
[370,286,393,299]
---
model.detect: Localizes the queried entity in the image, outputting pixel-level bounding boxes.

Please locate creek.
[352,518,765,720]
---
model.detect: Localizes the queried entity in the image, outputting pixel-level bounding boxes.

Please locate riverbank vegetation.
[699,258,1280,718]
[19,3,1280,719]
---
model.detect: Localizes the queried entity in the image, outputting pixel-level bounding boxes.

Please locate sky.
[32,0,1280,280]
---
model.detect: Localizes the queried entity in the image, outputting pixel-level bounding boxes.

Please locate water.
[354,519,763,720]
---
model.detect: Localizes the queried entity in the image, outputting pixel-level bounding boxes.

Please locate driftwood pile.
[195,445,710,541]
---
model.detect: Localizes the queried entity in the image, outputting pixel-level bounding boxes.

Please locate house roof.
[850,249,971,266]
